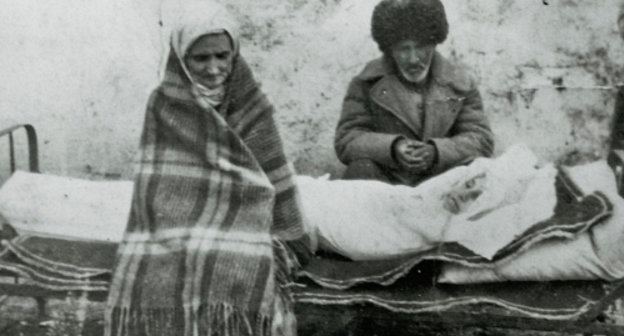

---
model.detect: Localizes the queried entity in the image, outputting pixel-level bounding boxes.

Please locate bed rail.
[0,124,39,173]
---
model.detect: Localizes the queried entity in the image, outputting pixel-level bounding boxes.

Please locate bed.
[1,123,624,335]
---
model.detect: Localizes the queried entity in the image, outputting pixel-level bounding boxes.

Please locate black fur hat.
[371,0,449,52]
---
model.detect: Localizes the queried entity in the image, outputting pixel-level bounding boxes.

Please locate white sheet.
[0,171,132,242]
[298,145,559,260]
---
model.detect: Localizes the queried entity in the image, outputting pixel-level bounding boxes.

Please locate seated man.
[335,0,494,186]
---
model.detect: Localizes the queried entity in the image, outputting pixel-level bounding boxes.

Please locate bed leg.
[608,150,624,197]
[35,297,46,318]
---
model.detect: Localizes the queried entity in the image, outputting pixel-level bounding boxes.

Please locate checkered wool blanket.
[105,51,308,336]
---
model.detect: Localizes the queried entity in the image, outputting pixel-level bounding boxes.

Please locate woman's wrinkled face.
[390,39,435,84]
[185,33,234,89]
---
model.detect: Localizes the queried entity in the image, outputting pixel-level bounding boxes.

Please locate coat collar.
[361,52,472,140]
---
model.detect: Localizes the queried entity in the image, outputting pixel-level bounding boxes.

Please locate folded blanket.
[0,234,115,291]
[294,277,621,321]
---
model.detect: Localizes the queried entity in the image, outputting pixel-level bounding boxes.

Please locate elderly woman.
[105,3,309,336]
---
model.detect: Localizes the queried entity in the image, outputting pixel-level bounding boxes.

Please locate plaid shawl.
[105,49,307,336]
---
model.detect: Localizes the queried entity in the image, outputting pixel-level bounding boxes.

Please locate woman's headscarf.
[169,1,240,108]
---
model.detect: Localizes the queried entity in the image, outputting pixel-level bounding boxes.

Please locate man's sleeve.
[334,78,402,168]
[428,77,495,174]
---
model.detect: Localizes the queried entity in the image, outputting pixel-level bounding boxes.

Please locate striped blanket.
[105,50,308,336]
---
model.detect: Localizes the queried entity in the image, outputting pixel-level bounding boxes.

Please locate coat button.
[382,89,387,95]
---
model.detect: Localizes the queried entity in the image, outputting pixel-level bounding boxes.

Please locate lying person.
[300,145,564,261]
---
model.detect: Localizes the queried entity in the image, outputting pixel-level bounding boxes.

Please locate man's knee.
[342,159,391,182]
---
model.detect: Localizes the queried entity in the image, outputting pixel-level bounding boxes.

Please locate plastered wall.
[1,0,623,180]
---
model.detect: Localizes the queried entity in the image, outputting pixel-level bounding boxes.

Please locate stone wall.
[1,0,623,180]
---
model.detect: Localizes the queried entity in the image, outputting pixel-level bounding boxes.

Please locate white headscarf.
[169,1,240,108]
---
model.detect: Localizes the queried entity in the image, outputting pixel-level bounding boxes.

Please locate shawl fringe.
[108,303,273,336]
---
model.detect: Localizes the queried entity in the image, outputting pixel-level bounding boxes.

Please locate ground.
[0,295,103,336]
[2,0,624,180]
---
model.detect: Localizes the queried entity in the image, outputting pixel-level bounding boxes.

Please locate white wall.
[1,0,623,180]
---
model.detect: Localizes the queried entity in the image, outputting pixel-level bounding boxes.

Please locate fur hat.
[371,0,449,52]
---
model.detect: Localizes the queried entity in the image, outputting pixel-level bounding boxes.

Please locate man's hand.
[393,139,437,173]
[408,142,436,171]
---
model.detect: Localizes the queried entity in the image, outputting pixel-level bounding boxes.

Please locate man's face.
[390,39,435,84]
[184,33,234,89]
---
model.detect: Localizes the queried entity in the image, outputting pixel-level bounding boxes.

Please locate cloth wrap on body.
[103,29,308,336]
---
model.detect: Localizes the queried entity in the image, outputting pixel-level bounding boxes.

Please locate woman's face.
[442,173,486,214]
[390,39,435,84]
[185,33,234,89]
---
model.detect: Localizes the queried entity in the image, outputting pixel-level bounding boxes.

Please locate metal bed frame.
[0,124,106,318]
